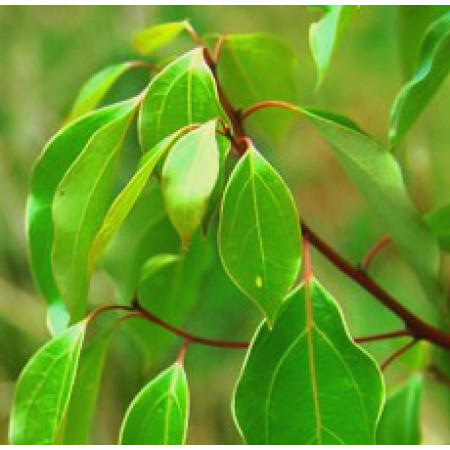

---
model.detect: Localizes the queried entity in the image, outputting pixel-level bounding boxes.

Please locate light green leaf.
[52,98,137,319]
[26,101,139,335]
[62,330,111,444]
[139,253,181,285]
[133,21,191,56]
[390,10,450,145]
[68,62,136,121]
[218,145,301,326]
[425,203,450,252]
[89,128,190,272]
[162,120,220,246]
[377,375,423,444]
[139,48,225,152]
[216,33,298,140]
[119,363,189,444]
[233,279,384,444]
[9,322,86,444]
[309,6,358,87]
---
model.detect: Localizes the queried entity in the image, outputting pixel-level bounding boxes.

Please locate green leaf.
[425,203,450,252]
[133,21,191,56]
[9,322,86,444]
[233,279,384,444]
[89,128,190,272]
[309,6,358,87]
[26,101,139,335]
[139,253,181,285]
[139,48,225,152]
[52,98,137,319]
[218,145,301,326]
[216,33,298,139]
[62,330,111,444]
[390,10,450,145]
[119,363,189,444]
[162,120,220,246]
[68,62,136,121]
[377,375,423,444]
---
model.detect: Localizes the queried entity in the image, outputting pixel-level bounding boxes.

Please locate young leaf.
[139,253,181,285]
[89,128,190,272]
[133,20,192,55]
[62,330,111,444]
[218,145,301,326]
[216,33,297,139]
[390,10,450,145]
[138,48,225,152]
[68,62,136,121]
[309,6,358,87]
[377,375,423,444]
[162,120,220,246]
[233,279,384,444]
[425,203,450,252]
[52,98,137,319]
[26,101,140,335]
[9,322,86,444]
[119,363,189,444]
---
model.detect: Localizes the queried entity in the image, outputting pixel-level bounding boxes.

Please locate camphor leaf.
[133,20,192,56]
[9,322,86,444]
[68,62,137,121]
[309,6,358,87]
[390,10,450,145]
[218,145,301,326]
[377,375,423,444]
[139,48,225,152]
[425,203,450,252]
[89,127,192,272]
[233,279,384,444]
[216,33,297,140]
[119,362,189,444]
[139,253,181,285]
[162,120,220,247]
[26,101,140,335]
[62,330,111,444]
[52,98,137,320]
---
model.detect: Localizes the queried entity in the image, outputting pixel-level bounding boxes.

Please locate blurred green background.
[0,5,449,444]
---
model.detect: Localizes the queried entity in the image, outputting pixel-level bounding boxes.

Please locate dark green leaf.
[68,62,136,121]
[377,375,423,444]
[52,98,137,319]
[233,279,384,444]
[390,10,450,145]
[216,33,298,139]
[162,120,220,246]
[138,48,225,152]
[219,145,301,326]
[9,322,86,444]
[425,203,450,252]
[309,6,358,87]
[26,101,139,335]
[119,363,189,444]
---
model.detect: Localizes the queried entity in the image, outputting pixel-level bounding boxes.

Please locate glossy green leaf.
[119,363,189,444]
[139,48,225,152]
[9,322,86,444]
[133,21,191,55]
[26,101,139,335]
[219,145,301,326]
[139,253,181,285]
[216,33,297,139]
[52,98,137,319]
[62,330,111,444]
[377,375,423,444]
[233,279,384,444]
[425,203,450,252]
[68,62,135,121]
[89,128,189,272]
[162,120,220,246]
[390,10,450,145]
[309,6,358,87]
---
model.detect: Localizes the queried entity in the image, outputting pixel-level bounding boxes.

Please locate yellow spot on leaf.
[255,276,263,288]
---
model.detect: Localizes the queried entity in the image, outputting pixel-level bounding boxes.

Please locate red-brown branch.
[381,339,417,371]
[354,329,411,343]
[360,236,392,271]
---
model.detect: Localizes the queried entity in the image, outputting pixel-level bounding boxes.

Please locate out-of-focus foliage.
[0,5,449,444]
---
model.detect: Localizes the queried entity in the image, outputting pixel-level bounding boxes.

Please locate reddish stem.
[177,340,190,366]
[360,236,392,271]
[302,235,313,282]
[381,339,417,371]
[354,329,411,343]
